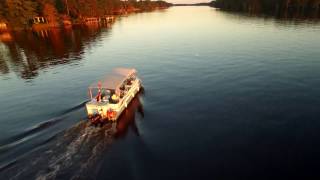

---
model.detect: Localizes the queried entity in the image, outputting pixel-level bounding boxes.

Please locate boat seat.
[102,96,109,102]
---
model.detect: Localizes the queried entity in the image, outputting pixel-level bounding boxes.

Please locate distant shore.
[173,3,211,6]
[210,0,320,18]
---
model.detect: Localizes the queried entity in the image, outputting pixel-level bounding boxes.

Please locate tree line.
[210,0,320,16]
[0,0,171,29]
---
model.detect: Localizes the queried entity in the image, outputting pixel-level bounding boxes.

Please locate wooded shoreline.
[210,0,320,17]
[0,0,172,31]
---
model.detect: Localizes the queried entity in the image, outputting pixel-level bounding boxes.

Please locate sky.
[167,0,211,4]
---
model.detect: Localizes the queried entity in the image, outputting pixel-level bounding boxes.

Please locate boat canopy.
[89,68,137,90]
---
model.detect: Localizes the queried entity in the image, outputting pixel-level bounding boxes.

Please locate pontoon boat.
[86,68,142,124]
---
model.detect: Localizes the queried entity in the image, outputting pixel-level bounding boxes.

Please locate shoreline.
[0,7,171,42]
[1,7,170,32]
[210,0,320,18]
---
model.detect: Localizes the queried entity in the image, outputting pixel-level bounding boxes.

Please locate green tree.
[55,0,65,13]
[213,0,320,16]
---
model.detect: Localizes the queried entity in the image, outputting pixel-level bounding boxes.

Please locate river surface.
[1,6,320,179]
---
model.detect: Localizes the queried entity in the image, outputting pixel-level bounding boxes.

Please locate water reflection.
[0,26,110,79]
[115,90,145,138]
[0,33,12,42]
[0,6,320,179]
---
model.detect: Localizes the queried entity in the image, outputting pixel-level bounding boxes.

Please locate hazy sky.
[168,0,211,4]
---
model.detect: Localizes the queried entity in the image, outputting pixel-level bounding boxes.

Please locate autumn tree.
[5,0,39,28]
[0,2,6,21]
[42,3,60,24]
[77,0,98,17]
[1,0,171,28]
[96,0,123,15]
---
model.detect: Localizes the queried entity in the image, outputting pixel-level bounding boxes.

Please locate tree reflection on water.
[0,25,110,79]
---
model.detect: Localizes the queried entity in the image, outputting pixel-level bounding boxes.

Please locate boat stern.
[86,101,119,123]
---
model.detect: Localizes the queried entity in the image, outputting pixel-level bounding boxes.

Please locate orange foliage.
[43,3,59,25]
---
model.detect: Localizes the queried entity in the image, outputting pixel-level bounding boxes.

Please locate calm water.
[1,6,320,179]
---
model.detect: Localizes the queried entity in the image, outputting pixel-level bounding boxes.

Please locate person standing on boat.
[96,81,102,102]
[96,89,102,102]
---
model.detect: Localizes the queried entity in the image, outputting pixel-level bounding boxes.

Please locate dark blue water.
[1,6,320,179]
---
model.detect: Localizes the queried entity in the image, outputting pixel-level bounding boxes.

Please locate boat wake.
[0,101,87,153]
[58,101,88,115]
[1,95,144,180]
[0,101,88,173]
[26,122,115,180]
[0,118,62,153]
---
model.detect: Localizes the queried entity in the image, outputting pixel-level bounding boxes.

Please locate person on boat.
[111,93,119,103]
[101,89,108,102]
[127,79,132,86]
[96,89,102,102]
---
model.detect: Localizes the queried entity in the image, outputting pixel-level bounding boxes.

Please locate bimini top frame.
[88,68,137,99]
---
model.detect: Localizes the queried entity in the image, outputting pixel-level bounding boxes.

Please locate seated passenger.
[127,80,132,85]
[111,94,119,103]
[102,96,108,102]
